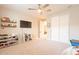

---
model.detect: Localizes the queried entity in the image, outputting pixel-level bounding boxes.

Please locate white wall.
[49,6,79,44]
[49,6,71,44]
[0,8,38,43]
[70,6,79,40]
[31,19,39,40]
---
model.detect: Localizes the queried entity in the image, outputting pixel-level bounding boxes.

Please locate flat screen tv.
[20,20,32,28]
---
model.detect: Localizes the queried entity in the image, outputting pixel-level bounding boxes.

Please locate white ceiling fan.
[28,4,52,15]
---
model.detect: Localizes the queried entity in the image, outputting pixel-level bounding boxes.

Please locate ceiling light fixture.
[38,9,42,13]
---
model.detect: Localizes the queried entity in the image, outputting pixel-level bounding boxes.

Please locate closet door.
[59,15,69,44]
[50,15,69,44]
[51,16,59,41]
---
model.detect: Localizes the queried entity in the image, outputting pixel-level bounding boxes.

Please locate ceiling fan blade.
[46,9,51,12]
[43,4,49,8]
[28,8,37,10]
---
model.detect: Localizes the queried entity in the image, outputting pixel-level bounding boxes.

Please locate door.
[39,20,48,40]
[50,15,70,44]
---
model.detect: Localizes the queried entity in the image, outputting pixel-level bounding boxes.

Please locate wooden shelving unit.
[0,35,18,49]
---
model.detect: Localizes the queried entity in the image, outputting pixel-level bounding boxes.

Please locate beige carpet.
[0,40,70,55]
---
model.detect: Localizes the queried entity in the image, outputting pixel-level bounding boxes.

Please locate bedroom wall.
[70,6,79,40]
[49,5,79,44]
[31,18,39,40]
[0,7,38,43]
[49,6,70,44]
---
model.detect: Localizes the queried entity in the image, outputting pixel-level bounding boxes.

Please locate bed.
[0,40,70,55]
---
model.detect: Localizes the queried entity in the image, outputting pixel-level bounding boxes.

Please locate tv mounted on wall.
[20,20,32,28]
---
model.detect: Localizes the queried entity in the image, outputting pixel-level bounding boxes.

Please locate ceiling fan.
[28,4,51,15]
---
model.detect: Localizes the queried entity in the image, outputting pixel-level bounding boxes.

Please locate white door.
[59,15,69,44]
[51,15,70,44]
[51,16,59,41]
[40,20,48,40]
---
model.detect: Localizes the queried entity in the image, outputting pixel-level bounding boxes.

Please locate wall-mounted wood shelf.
[1,25,16,27]
[1,21,16,23]
[0,17,17,28]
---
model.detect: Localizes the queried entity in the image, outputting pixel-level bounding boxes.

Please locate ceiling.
[0,4,78,19]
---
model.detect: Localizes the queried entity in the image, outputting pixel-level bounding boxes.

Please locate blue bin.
[70,40,79,46]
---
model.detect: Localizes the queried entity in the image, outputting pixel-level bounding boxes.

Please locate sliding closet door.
[59,15,69,44]
[51,15,69,44]
[51,16,59,41]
